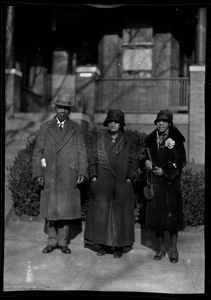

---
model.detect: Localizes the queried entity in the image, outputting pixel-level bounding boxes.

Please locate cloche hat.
[154,109,173,125]
[103,109,126,127]
[51,94,76,107]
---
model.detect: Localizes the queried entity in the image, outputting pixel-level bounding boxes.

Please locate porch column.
[195,7,207,65]
[75,66,101,129]
[98,18,122,78]
[5,6,22,118]
[5,6,15,68]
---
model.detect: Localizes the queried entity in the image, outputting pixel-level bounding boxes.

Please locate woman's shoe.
[169,249,179,263]
[97,248,106,256]
[153,250,166,260]
[113,251,122,258]
[113,247,123,258]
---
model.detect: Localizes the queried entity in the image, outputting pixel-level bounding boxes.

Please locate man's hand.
[77,175,85,184]
[91,177,97,182]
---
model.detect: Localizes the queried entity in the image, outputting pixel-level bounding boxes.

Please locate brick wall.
[189,66,205,164]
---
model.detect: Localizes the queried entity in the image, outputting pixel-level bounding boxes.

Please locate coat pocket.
[69,163,79,173]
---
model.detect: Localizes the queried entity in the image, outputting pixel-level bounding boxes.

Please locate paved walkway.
[3,212,205,295]
[4,117,207,297]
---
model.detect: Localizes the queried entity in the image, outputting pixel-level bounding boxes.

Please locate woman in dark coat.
[140,109,186,263]
[84,109,138,258]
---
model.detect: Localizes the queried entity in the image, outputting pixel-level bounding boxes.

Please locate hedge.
[181,167,205,226]
[6,129,205,227]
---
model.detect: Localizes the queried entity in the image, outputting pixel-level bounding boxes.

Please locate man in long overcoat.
[84,109,138,258]
[32,94,88,254]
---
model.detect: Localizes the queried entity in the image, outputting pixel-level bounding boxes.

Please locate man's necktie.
[56,118,66,131]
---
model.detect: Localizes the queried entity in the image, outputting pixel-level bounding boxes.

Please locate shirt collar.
[56,116,68,127]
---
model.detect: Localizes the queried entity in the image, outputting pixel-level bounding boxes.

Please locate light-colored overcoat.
[32,116,88,220]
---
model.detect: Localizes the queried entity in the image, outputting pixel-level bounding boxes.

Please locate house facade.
[4,4,207,164]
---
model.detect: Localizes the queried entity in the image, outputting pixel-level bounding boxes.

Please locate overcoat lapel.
[97,132,128,176]
[47,118,60,144]
[47,118,76,153]
[98,134,116,176]
[112,133,128,156]
[56,120,76,153]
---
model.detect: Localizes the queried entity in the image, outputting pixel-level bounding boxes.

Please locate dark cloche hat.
[154,109,173,125]
[103,109,126,127]
[51,94,76,107]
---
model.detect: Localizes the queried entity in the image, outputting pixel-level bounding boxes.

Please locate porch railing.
[95,78,189,113]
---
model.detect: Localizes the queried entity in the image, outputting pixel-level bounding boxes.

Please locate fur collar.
[144,127,185,147]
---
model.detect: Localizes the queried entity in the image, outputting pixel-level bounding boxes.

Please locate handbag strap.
[144,147,153,163]
[147,169,153,185]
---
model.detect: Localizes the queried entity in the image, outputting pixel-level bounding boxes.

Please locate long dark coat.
[32,117,88,221]
[84,131,138,247]
[140,127,186,232]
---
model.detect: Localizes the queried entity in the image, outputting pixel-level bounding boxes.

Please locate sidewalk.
[3,212,205,294]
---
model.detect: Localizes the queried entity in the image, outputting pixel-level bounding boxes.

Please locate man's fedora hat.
[51,94,76,107]
[103,109,126,127]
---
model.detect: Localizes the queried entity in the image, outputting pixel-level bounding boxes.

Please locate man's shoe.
[58,245,71,254]
[42,245,57,253]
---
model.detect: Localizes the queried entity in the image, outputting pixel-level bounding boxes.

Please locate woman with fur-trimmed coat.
[139,109,186,263]
[84,109,138,258]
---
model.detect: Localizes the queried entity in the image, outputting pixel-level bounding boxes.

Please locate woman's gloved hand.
[77,175,85,184]
[145,159,153,171]
[153,166,163,176]
[36,176,45,187]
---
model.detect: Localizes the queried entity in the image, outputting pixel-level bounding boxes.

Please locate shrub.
[7,136,40,217]
[181,168,205,226]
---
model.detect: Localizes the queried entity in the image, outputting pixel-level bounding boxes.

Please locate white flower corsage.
[165,138,175,149]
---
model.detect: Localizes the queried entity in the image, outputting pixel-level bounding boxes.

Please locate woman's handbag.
[143,147,154,201]
[143,170,154,201]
